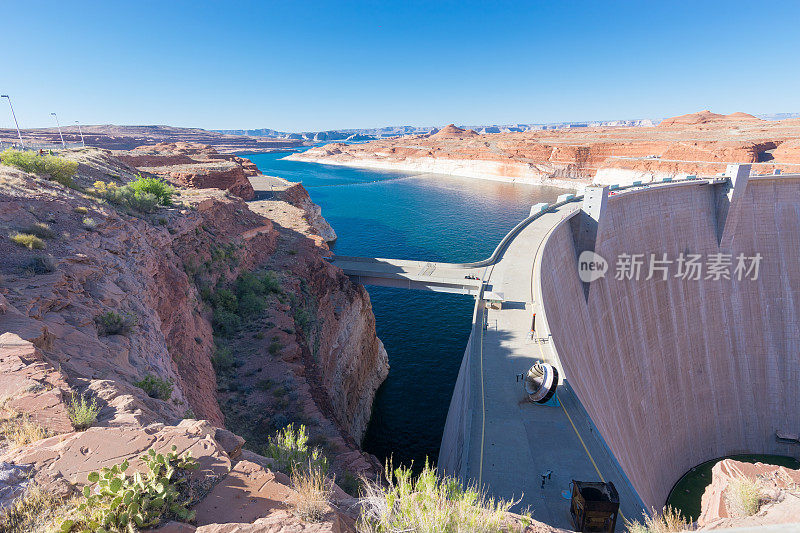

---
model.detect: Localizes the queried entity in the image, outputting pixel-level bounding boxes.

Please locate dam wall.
[539,174,800,509]
[438,293,484,481]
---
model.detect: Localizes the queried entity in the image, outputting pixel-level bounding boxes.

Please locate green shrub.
[67,393,100,430]
[134,375,173,401]
[129,176,174,206]
[265,424,328,476]
[25,255,56,274]
[238,292,265,315]
[127,191,159,213]
[10,233,45,250]
[0,148,78,187]
[24,222,55,239]
[74,206,89,215]
[90,177,172,214]
[212,308,241,337]
[60,446,198,532]
[268,341,282,355]
[338,472,362,497]
[293,307,313,332]
[358,460,529,533]
[95,310,136,336]
[212,288,238,313]
[207,271,281,338]
[236,271,281,297]
[212,345,234,371]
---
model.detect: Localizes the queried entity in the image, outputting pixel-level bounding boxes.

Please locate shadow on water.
[244,151,569,469]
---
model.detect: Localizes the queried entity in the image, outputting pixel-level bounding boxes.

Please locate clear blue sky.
[4,1,800,131]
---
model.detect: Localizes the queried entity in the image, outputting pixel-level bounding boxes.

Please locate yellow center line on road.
[527,213,628,524]
[478,305,486,488]
[534,318,628,524]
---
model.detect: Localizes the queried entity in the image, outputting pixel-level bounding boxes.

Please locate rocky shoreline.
[285,150,587,191]
[287,113,800,189]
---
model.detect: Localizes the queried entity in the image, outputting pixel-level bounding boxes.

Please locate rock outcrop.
[276,183,337,243]
[658,110,760,127]
[697,459,800,530]
[429,123,478,138]
[1,416,357,531]
[116,143,257,200]
[0,144,387,473]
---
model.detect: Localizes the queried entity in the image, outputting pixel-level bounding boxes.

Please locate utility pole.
[50,112,65,148]
[1,95,24,148]
[75,120,85,146]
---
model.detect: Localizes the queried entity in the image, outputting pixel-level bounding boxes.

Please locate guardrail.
[0,141,84,151]
[336,174,760,275]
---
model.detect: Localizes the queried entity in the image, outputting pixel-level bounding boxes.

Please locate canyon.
[0,145,390,530]
[287,111,800,188]
[2,134,799,531]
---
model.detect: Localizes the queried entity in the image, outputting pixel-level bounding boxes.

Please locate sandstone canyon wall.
[0,146,387,477]
[289,113,800,189]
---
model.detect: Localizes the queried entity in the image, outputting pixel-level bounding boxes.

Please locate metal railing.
[0,141,84,151]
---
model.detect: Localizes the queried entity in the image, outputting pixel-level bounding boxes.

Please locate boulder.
[698,459,800,529]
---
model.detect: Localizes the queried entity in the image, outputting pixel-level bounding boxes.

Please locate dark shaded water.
[246,151,565,468]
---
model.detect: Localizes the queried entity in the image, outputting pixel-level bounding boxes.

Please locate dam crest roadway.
[329,167,800,531]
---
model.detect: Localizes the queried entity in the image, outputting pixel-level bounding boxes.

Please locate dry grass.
[725,477,762,517]
[0,413,51,447]
[23,222,55,239]
[358,460,528,533]
[291,464,332,523]
[626,506,691,533]
[10,232,45,250]
[0,485,70,533]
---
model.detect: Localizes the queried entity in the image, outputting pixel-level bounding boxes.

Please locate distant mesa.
[345,133,376,142]
[659,110,760,127]
[429,124,479,138]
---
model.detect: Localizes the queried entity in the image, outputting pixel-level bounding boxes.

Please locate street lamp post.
[1,95,24,148]
[50,112,66,149]
[75,121,85,146]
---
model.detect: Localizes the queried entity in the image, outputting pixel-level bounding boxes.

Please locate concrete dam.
[540,166,800,510]
[334,165,800,528]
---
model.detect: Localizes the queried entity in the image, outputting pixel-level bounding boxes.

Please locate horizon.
[4,1,800,131]
[4,109,800,136]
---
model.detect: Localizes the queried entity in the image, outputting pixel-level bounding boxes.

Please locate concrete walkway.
[461,204,646,529]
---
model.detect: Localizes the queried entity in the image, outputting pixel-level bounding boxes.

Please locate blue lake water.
[246,151,566,468]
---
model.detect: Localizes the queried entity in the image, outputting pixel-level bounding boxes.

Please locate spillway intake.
[524,363,559,403]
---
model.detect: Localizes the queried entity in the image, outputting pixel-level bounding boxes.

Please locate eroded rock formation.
[0,146,390,529]
[116,142,258,200]
[698,459,800,530]
[288,111,800,187]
